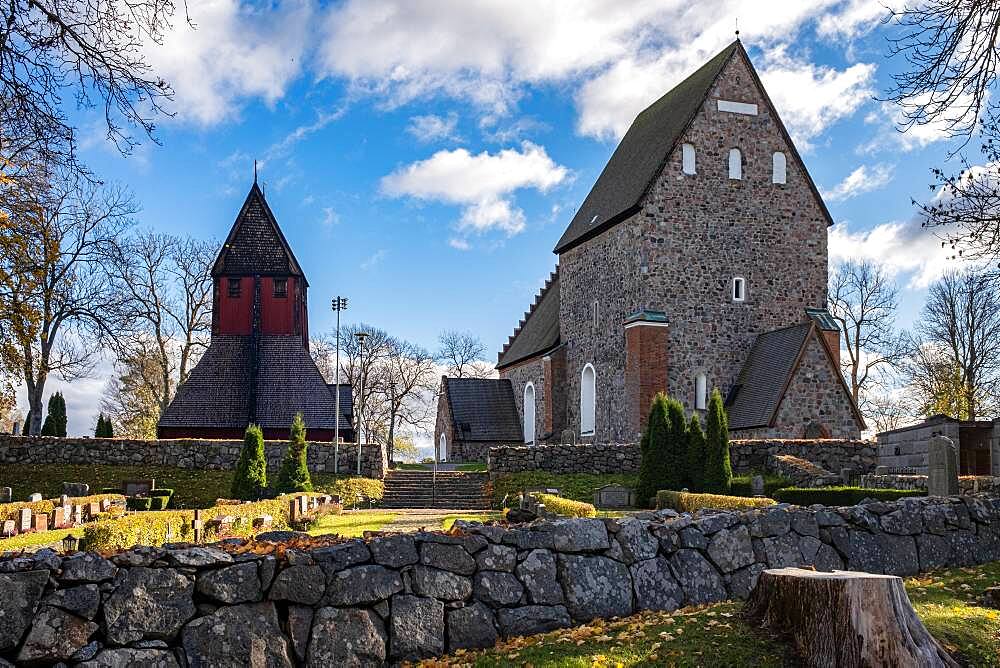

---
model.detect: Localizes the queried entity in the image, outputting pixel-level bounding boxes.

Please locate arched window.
[682,143,696,175]
[439,433,447,462]
[728,149,742,180]
[580,364,596,436]
[695,374,708,411]
[523,383,536,445]
[732,276,747,302]
[772,152,786,184]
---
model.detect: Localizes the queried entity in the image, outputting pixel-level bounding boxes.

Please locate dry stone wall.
[0,436,387,480]
[1,494,999,665]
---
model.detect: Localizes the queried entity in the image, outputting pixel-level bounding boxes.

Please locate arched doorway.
[438,433,447,462]
[523,382,536,445]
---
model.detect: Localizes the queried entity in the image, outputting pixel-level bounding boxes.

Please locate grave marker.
[18,508,32,532]
[2,519,15,536]
[927,435,959,497]
[62,482,90,497]
[27,493,42,502]
[751,475,765,496]
[31,514,47,532]
[122,479,155,497]
[0,487,11,503]
[593,483,635,509]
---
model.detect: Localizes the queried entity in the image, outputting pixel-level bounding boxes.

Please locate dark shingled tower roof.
[443,377,522,442]
[553,40,833,254]
[212,182,306,281]
[497,269,560,369]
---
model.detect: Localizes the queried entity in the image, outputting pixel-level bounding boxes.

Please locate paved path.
[379,509,498,533]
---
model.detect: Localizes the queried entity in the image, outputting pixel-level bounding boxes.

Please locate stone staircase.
[381,470,491,509]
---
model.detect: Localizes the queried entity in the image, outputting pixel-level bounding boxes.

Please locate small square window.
[273,278,288,298]
[227,278,241,298]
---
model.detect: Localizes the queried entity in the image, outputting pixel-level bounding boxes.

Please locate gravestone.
[927,435,959,497]
[253,514,273,530]
[2,519,14,536]
[593,483,635,508]
[750,475,765,496]
[52,507,70,529]
[559,429,576,446]
[72,505,83,526]
[31,514,47,532]
[840,468,855,485]
[62,482,90,497]
[122,479,154,497]
[27,493,42,502]
[86,502,101,520]
[875,465,890,476]
[0,487,11,503]
[18,508,32,532]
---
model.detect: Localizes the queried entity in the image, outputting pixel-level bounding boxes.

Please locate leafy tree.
[686,413,707,493]
[703,389,733,494]
[635,393,670,507]
[275,413,312,494]
[232,424,268,500]
[41,392,66,436]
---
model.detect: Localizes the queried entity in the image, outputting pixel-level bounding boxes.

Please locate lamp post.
[330,296,348,474]
[355,331,370,476]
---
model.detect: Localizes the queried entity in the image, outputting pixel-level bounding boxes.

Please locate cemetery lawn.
[306,511,397,537]
[455,462,488,472]
[2,464,359,509]
[491,472,639,506]
[425,562,1000,667]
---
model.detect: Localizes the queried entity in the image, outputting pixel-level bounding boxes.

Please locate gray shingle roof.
[726,323,813,430]
[444,377,522,442]
[158,335,352,432]
[497,270,560,369]
[212,183,306,281]
[553,40,834,254]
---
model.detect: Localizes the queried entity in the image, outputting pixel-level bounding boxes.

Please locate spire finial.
[735,18,740,40]
[253,159,258,184]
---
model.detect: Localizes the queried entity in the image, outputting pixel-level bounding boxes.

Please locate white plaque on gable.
[717,99,758,116]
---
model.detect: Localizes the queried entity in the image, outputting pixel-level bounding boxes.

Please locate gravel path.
[380,509,497,533]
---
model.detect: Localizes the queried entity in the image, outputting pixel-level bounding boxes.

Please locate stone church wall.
[2,495,997,665]
[500,356,546,444]
[0,436,387,480]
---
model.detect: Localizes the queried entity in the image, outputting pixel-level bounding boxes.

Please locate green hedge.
[730,473,793,498]
[772,486,925,506]
[656,490,777,512]
[319,478,385,507]
[0,494,126,522]
[535,493,597,518]
[126,497,152,511]
[491,472,639,507]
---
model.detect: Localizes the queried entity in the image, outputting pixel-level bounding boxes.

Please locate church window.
[695,374,708,410]
[728,149,742,180]
[732,276,746,302]
[580,364,596,436]
[227,278,241,298]
[592,301,600,331]
[772,152,786,184]
[523,382,536,445]
[682,143,696,175]
[273,278,288,298]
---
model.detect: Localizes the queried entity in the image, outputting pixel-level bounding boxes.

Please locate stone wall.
[488,439,876,480]
[860,474,1000,495]
[0,436,387,480]
[877,417,961,474]
[2,494,999,665]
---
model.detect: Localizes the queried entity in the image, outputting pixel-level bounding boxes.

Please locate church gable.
[213,183,305,280]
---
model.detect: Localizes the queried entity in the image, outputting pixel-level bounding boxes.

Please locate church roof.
[158,335,352,432]
[443,377,522,442]
[553,40,833,254]
[726,322,864,431]
[497,269,560,369]
[212,182,306,282]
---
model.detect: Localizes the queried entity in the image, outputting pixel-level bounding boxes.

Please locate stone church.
[435,40,864,461]
[158,182,354,442]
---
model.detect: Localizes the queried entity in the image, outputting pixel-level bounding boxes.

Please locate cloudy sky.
[35,0,979,435]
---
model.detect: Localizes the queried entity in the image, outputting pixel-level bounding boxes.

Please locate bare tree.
[865,391,917,434]
[437,330,494,378]
[338,324,394,445]
[169,236,214,383]
[382,338,437,462]
[1,172,133,434]
[912,269,1000,419]
[884,1,1000,140]
[828,261,909,415]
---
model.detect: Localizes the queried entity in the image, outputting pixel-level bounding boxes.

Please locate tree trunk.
[745,568,957,668]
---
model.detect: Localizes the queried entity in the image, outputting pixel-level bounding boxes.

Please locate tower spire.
[253,159,258,185]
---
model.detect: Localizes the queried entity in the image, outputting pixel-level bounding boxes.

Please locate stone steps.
[381,471,491,509]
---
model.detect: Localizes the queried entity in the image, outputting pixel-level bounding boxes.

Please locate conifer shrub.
[664,396,688,490]
[231,424,268,500]
[635,393,671,507]
[275,413,312,494]
[703,388,733,494]
[41,393,67,437]
[95,414,114,437]
[686,413,707,493]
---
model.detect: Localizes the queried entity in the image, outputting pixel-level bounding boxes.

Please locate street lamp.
[355,331,370,476]
[330,296,348,474]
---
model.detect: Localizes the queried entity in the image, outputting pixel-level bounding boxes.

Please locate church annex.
[158,182,354,442]
[436,40,864,460]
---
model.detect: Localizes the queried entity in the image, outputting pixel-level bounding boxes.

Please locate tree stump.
[745,568,957,667]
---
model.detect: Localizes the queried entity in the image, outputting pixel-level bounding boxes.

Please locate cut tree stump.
[744,568,957,667]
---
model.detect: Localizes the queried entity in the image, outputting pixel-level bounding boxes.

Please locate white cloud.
[380,141,568,239]
[320,207,339,228]
[361,249,387,270]
[448,238,471,250]
[145,0,312,124]
[816,0,901,40]
[407,113,461,143]
[822,163,894,202]
[828,220,956,289]
[862,90,987,153]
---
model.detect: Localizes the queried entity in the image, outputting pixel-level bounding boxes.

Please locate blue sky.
[38,0,980,435]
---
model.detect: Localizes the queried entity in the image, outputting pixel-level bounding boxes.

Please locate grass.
[491,472,639,507]
[455,462,488,472]
[730,472,793,498]
[0,526,85,552]
[393,463,430,470]
[425,562,1000,667]
[306,511,397,538]
[1,464,366,510]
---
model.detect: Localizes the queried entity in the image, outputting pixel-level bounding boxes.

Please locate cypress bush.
[703,388,733,494]
[95,414,115,437]
[275,413,312,494]
[686,413,707,493]
[635,393,670,507]
[663,396,688,491]
[41,393,67,437]
[231,424,268,500]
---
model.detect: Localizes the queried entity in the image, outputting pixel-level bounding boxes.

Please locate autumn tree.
[437,330,494,378]
[381,338,437,463]
[100,343,164,439]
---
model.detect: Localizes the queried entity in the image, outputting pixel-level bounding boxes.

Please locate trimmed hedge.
[320,478,385,507]
[772,486,926,506]
[491,472,639,507]
[535,493,597,518]
[126,497,152,511]
[0,494,125,523]
[656,490,777,512]
[730,473,793,499]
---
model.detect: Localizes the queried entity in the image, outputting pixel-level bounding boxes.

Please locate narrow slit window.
[695,374,708,411]
[728,148,742,180]
[592,301,600,331]
[732,276,746,302]
[227,278,241,298]
[580,364,596,436]
[682,143,696,175]
[273,278,288,298]
[772,152,787,184]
